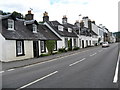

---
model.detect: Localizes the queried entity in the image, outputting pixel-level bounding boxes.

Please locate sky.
[0,0,119,32]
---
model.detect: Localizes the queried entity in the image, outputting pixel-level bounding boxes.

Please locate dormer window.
[68,28,72,33]
[8,19,14,30]
[58,25,63,31]
[33,24,37,33]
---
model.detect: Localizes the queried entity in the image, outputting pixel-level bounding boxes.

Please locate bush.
[40,53,50,57]
[68,47,72,51]
[58,48,67,52]
[73,47,80,50]
[46,40,56,55]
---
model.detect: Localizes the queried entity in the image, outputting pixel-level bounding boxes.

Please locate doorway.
[82,40,84,48]
[33,41,39,58]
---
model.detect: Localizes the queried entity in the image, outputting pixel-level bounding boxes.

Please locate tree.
[0,10,11,15]
[12,11,24,19]
[46,40,56,55]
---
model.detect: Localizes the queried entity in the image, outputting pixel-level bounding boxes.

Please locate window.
[8,19,14,30]
[16,40,24,56]
[58,25,63,31]
[65,38,68,48]
[40,41,46,53]
[68,28,72,33]
[74,38,77,47]
[33,24,37,33]
[79,39,81,47]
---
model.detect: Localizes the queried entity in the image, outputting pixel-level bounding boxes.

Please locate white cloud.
[0,0,119,32]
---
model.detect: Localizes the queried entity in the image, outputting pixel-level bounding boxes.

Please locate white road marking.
[7,69,15,72]
[69,58,86,67]
[16,71,58,90]
[23,50,90,69]
[90,53,97,57]
[113,51,120,83]
[0,71,4,73]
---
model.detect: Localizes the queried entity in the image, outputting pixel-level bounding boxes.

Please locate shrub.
[73,47,80,50]
[46,40,56,55]
[40,53,50,57]
[58,48,67,52]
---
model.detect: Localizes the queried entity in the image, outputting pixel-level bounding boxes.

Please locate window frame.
[40,41,46,53]
[58,25,63,31]
[8,19,14,30]
[68,28,72,33]
[33,24,37,33]
[16,40,25,56]
[65,38,68,48]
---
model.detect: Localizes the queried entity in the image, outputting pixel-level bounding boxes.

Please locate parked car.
[102,42,109,47]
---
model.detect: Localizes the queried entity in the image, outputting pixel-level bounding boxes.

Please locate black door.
[82,40,84,48]
[86,40,88,47]
[33,41,39,58]
[70,38,72,50]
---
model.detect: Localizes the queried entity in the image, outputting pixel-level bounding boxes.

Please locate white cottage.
[0,11,60,62]
[43,12,78,50]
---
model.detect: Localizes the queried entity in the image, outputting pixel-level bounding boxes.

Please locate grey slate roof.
[47,21,78,37]
[1,15,60,40]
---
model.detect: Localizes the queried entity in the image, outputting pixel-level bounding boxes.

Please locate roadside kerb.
[2,46,100,70]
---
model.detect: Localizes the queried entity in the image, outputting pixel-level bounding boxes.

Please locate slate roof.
[1,15,60,40]
[38,24,61,40]
[47,21,78,37]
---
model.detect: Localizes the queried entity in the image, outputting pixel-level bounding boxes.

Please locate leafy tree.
[0,10,11,15]
[46,40,56,55]
[12,11,24,19]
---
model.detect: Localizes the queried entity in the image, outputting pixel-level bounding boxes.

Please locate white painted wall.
[38,41,41,55]
[57,37,65,49]
[1,40,34,62]
[92,37,98,46]
[79,35,92,48]
[0,34,5,61]
[92,23,99,35]
[83,18,88,28]
[57,37,78,49]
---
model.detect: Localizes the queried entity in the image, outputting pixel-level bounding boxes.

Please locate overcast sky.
[0,0,119,32]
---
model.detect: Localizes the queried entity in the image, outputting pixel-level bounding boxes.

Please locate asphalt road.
[2,43,119,89]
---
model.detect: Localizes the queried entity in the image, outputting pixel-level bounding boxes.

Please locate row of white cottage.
[0,11,108,62]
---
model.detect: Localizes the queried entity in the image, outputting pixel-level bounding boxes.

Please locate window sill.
[16,54,25,57]
[8,29,15,31]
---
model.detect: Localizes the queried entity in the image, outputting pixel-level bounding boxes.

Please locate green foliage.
[12,11,24,19]
[73,47,80,50]
[58,48,67,52]
[0,11,11,15]
[40,53,50,57]
[46,40,56,55]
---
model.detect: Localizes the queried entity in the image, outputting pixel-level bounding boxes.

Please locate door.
[33,41,39,58]
[70,38,72,50]
[82,40,84,48]
[86,40,88,47]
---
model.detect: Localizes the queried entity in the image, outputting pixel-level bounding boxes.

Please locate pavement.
[2,46,100,70]
[2,43,120,89]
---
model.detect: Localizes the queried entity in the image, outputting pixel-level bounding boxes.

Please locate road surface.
[2,43,119,89]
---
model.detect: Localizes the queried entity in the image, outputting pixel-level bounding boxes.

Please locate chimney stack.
[25,10,34,20]
[43,11,49,22]
[62,15,67,24]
